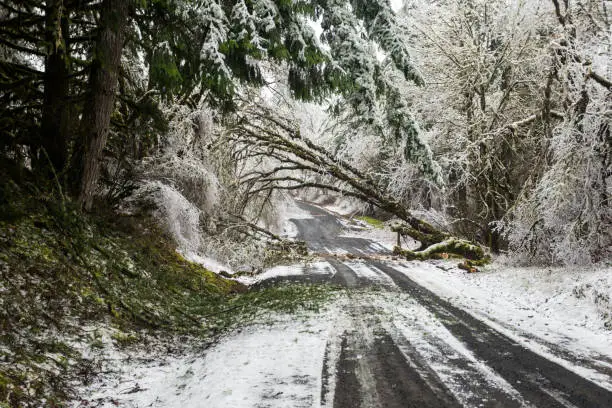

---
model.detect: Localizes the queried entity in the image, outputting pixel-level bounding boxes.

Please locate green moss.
[0,181,339,407]
[465,256,491,267]
[111,331,140,347]
[356,215,385,229]
[393,238,486,262]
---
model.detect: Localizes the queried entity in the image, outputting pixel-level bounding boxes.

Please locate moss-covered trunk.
[77,0,130,210]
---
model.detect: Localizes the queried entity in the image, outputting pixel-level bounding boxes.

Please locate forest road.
[283,201,612,408]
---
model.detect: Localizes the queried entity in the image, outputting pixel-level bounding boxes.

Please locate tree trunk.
[40,0,70,176]
[78,0,130,210]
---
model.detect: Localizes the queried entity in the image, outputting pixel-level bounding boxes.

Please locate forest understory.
[0,177,337,406]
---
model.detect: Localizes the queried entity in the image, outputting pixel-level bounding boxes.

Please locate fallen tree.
[390,224,485,261]
[225,104,488,263]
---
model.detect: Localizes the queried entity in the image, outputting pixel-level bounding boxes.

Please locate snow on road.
[339,227,399,251]
[369,291,529,407]
[325,202,612,386]
[75,306,347,408]
[74,258,612,406]
[392,260,612,390]
[75,202,612,406]
[180,318,329,408]
[344,261,396,287]
[235,261,336,285]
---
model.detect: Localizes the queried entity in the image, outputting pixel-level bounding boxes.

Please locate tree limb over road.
[230,104,487,262]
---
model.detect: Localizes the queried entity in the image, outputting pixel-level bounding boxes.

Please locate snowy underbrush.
[478,262,612,331]
[125,181,272,274]
[0,179,334,406]
[128,103,307,275]
[196,199,314,274]
[394,261,612,363]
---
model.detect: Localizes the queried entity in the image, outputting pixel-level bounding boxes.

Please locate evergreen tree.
[1,0,428,209]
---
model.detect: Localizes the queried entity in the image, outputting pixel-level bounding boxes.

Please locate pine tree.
[78,0,132,210]
[1,0,430,208]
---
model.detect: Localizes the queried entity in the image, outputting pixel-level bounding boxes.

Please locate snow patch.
[344,261,396,287]
[139,181,202,254]
[75,308,345,408]
[392,261,612,390]
[237,261,335,285]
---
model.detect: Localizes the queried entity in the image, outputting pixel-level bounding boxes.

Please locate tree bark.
[40,0,70,175]
[78,0,130,210]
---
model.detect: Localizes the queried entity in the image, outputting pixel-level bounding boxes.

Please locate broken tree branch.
[228,105,488,262]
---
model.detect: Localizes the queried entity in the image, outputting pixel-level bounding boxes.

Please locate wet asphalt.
[283,201,612,408]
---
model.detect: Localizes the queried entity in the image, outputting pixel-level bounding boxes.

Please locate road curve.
[284,201,612,408]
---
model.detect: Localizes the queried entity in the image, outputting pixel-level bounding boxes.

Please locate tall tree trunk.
[78,0,130,210]
[40,0,70,176]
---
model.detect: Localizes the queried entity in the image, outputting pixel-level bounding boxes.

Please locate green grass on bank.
[355,215,385,229]
[0,177,337,407]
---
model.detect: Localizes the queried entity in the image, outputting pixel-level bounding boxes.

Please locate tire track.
[328,304,461,408]
[371,261,612,408]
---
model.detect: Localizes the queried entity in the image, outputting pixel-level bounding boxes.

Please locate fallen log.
[392,237,485,261]
[232,105,489,263]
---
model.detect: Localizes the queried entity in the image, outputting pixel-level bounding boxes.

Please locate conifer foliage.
[1,0,428,208]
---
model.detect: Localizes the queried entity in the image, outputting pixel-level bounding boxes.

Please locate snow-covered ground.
[73,256,612,406]
[75,318,330,407]
[75,201,611,406]
[235,261,336,285]
[392,260,612,389]
[288,200,612,358]
[323,201,612,353]
[326,202,612,390]
[74,295,352,408]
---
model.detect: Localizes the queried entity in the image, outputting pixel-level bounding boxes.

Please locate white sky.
[390,0,404,12]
